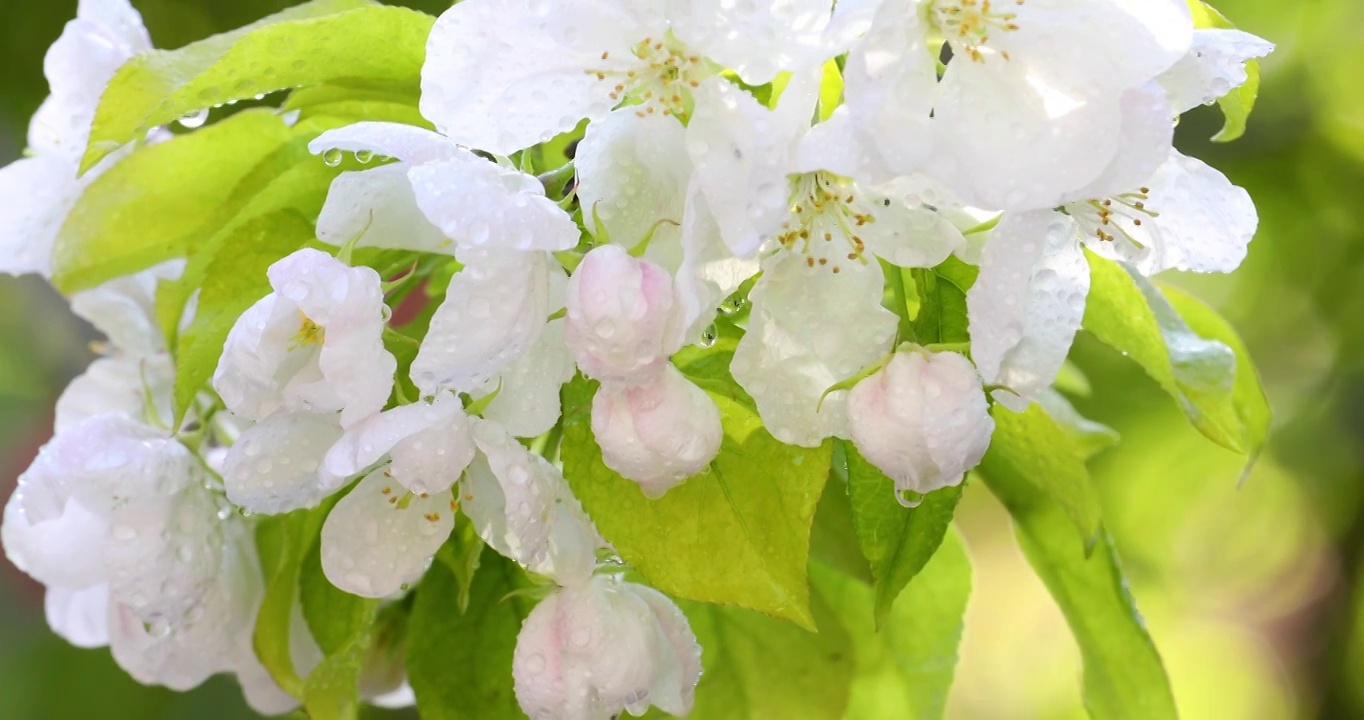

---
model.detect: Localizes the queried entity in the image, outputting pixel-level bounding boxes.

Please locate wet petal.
[1159,28,1273,114]
[576,110,689,249]
[314,164,453,255]
[222,410,345,514]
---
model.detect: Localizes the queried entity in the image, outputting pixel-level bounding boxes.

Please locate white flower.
[513,574,701,720]
[968,150,1256,409]
[213,248,395,425]
[0,0,151,277]
[1158,29,1274,115]
[847,349,995,502]
[420,0,849,154]
[591,364,723,498]
[565,244,678,388]
[839,0,1193,210]
[321,395,599,594]
[1,414,264,692]
[310,123,578,402]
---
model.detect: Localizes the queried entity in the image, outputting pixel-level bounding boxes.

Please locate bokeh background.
[0,0,1360,718]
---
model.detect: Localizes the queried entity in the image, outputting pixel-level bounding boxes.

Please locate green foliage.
[284,84,431,128]
[681,589,855,719]
[171,210,318,425]
[81,0,434,171]
[254,506,328,697]
[1188,0,1262,142]
[300,537,376,656]
[912,257,977,345]
[981,402,1103,550]
[842,442,963,628]
[980,404,1177,720]
[1084,250,1266,456]
[561,375,831,629]
[821,530,971,720]
[51,109,298,292]
[407,548,533,720]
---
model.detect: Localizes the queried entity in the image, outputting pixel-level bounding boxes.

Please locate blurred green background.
[1,0,1361,718]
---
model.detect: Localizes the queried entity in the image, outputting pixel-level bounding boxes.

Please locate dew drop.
[322,148,344,167]
[177,109,209,129]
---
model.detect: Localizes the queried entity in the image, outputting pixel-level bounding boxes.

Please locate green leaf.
[979,407,1177,720]
[912,257,977,345]
[815,528,972,720]
[155,116,350,348]
[1035,389,1121,460]
[1083,251,1251,454]
[171,210,319,425]
[1160,283,1271,463]
[1186,0,1262,142]
[843,442,962,628]
[81,0,434,171]
[433,522,486,615]
[680,587,855,719]
[52,109,298,292]
[809,451,874,585]
[300,539,375,656]
[284,84,432,129]
[254,507,329,698]
[408,549,532,720]
[561,375,831,629]
[979,404,1102,551]
[302,629,373,720]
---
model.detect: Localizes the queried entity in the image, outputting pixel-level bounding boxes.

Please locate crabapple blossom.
[564,245,677,388]
[0,0,151,277]
[513,573,701,720]
[847,349,995,503]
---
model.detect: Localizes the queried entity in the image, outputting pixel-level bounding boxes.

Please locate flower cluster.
[0,0,1271,717]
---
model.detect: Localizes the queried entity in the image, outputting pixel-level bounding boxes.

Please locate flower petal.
[70,259,181,355]
[667,0,838,84]
[576,110,689,249]
[222,410,345,514]
[324,394,476,494]
[1087,151,1257,275]
[308,121,462,166]
[967,211,1090,410]
[315,164,453,255]
[477,319,577,439]
[463,421,560,569]
[408,153,580,253]
[46,585,110,648]
[320,469,454,598]
[731,252,897,446]
[421,0,665,154]
[412,249,552,395]
[1159,28,1273,114]
[0,154,75,277]
[55,355,174,433]
[565,244,676,387]
[590,365,722,497]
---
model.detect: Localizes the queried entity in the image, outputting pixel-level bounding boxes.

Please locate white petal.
[222,410,345,514]
[308,121,462,166]
[667,0,837,84]
[477,319,576,439]
[1159,28,1273,114]
[315,164,453,255]
[1087,152,1256,275]
[590,365,722,498]
[998,0,1191,95]
[967,211,1090,409]
[105,484,222,629]
[412,249,552,395]
[731,253,897,446]
[932,59,1124,210]
[674,183,760,344]
[320,469,454,598]
[324,394,476,494]
[686,77,799,258]
[1067,81,1175,204]
[576,110,689,249]
[31,0,150,162]
[629,583,702,716]
[0,154,75,277]
[858,192,965,269]
[409,153,580,253]
[46,585,110,648]
[421,0,665,154]
[463,421,559,568]
[847,350,995,499]
[70,259,182,355]
[532,491,600,587]
[838,0,936,178]
[513,576,699,720]
[55,354,174,433]
[564,244,676,387]
[3,490,108,590]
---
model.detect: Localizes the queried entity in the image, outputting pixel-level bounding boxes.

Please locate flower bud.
[591,365,722,498]
[565,244,677,388]
[513,575,701,720]
[847,350,994,505]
